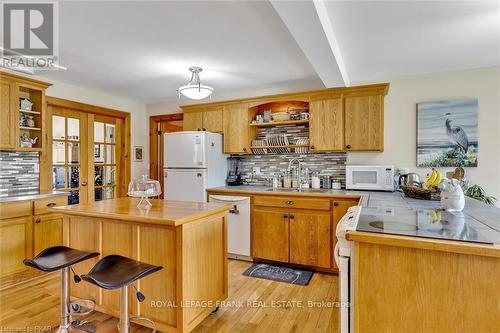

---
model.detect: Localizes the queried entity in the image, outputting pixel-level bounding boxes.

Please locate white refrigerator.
[163,131,227,202]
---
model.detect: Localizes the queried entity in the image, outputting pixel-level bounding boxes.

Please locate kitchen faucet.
[288,158,302,189]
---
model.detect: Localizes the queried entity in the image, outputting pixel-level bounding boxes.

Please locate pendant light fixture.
[177,66,214,100]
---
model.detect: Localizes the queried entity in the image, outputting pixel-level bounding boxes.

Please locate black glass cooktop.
[356,207,500,244]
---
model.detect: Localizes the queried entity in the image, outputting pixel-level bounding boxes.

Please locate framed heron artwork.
[417,98,478,167]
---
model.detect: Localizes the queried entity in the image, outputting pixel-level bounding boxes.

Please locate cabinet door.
[223,103,251,154]
[344,95,383,151]
[34,214,63,254]
[202,108,223,133]
[0,217,33,277]
[183,111,203,131]
[332,200,359,269]
[289,210,331,268]
[0,79,16,149]
[252,207,289,262]
[309,99,344,152]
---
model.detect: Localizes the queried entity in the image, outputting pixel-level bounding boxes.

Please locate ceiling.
[323,1,500,82]
[37,1,323,102]
[35,0,499,103]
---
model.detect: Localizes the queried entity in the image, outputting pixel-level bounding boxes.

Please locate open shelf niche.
[248,100,310,154]
[18,85,44,151]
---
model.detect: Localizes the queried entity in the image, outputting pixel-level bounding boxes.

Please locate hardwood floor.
[0,260,339,333]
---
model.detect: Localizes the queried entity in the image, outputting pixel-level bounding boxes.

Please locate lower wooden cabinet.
[252,198,359,271]
[252,207,289,262]
[0,195,66,278]
[34,213,63,254]
[289,210,331,268]
[0,216,33,276]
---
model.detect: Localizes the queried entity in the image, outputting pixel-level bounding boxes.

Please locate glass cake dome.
[127,175,162,209]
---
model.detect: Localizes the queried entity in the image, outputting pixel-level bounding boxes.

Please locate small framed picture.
[133,146,144,162]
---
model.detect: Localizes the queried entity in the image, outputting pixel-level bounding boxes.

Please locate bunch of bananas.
[425,168,442,187]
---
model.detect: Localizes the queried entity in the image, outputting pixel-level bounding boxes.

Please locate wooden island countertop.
[51,197,233,226]
[52,197,232,333]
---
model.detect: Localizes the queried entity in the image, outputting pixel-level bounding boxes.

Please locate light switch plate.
[252,167,261,175]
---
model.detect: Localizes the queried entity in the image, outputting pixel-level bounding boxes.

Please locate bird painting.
[417,99,478,167]
[443,112,469,153]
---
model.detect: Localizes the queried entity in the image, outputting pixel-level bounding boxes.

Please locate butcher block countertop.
[51,197,233,226]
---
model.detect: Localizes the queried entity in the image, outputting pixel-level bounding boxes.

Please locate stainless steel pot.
[399,173,421,186]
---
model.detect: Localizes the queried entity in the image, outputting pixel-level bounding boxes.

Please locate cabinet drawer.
[34,196,67,215]
[253,196,330,211]
[0,201,32,220]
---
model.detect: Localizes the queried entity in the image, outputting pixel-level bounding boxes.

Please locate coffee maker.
[226,157,242,186]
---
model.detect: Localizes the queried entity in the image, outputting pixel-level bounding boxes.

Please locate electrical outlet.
[252,166,261,175]
[34,163,39,173]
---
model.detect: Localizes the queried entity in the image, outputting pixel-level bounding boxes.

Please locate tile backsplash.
[236,153,347,187]
[0,151,39,197]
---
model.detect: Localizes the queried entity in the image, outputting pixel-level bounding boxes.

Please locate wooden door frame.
[149,113,183,179]
[41,97,131,200]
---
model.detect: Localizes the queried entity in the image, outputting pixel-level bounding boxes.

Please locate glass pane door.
[51,109,88,205]
[93,116,118,202]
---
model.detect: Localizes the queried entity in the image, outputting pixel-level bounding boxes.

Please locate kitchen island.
[51,197,232,333]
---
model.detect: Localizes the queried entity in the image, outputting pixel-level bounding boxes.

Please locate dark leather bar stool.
[82,255,163,333]
[23,246,100,333]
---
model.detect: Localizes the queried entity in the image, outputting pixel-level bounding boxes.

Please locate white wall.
[46,81,148,180]
[348,66,500,204]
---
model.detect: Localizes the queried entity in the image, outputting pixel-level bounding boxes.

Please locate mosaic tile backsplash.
[235,153,347,186]
[235,124,347,186]
[0,151,39,197]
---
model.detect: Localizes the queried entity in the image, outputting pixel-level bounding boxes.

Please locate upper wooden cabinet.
[344,94,384,151]
[183,111,203,131]
[0,78,16,149]
[0,72,51,151]
[179,83,388,153]
[183,108,223,132]
[309,98,344,152]
[223,103,254,154]
[202,108,223,132]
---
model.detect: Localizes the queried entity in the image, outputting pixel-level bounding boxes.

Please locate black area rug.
[242,263,314,285]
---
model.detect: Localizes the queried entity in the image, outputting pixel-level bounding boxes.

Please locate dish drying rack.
[251,135,309,154]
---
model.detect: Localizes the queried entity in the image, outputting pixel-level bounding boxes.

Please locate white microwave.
[346,165,395,191]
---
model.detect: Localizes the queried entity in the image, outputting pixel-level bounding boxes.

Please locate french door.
[49,108,124,204]
[51,109,89,204]
[92,114,120,202]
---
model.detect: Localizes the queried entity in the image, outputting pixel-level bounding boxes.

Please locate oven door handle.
[333,242,340,268]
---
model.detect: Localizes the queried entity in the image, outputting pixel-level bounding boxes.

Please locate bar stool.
[23,246,100,333]
[81,255,163,333]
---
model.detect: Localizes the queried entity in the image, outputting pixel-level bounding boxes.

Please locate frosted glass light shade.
[178,84,214,100]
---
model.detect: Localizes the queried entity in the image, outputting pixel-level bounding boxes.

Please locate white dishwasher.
[209,195,251,261]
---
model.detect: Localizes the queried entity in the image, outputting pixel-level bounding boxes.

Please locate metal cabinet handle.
[202,128,206,131]
[46,202,57,207]
[81,181,88,186]
[346,144,352,149]
[243,148,247,152]
[334,202,339,207]
[283,213,289,218]
[310,145,315,150]
[229,205,239,215]
[197,128,201,131]
[286,200,294,205]
[35,218,41,224]
[289,214,295,219]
